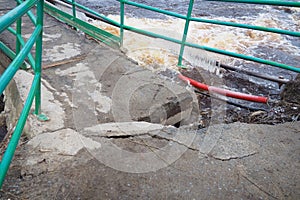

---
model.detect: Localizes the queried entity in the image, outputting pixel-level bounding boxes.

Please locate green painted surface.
[0,0,44,188]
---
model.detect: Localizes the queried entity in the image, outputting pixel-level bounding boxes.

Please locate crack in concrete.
[94,130,258,162]
[209,151,257,161]
[44,127,75,134]
[83,128,198,151]
[149,134,199,152]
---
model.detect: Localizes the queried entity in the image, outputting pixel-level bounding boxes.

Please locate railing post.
[178,0,194,67]
[0,0,48,188]
[16,1,22,55]
[34,0,44,117]
[120,0,125,47]
[71,0,76,19]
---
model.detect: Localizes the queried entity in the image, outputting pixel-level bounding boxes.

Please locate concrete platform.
[0,1,300,199]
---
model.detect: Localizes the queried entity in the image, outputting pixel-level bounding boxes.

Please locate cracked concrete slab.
[27,128,101,157]
[13,121,300,199]
[83,122,164,138]
[199,123,259,160]
[209,137,258,160]
[44,42,82,62]
[110,68,197,125]
[52,50,198,128]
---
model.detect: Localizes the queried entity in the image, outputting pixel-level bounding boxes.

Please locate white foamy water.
[91,9,300,75]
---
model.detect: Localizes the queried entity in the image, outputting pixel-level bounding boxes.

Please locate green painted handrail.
[118,0,186,20]
[0,0,298,190]
[0,26,42,94]
[0,74,40,188]
[178,0,194,67]
[0,42,17,62]
[7,27,36,68]
[0,0,38,33]
[44,2,119,47]
[190,17,300,37]
[0,0,44,188]
[49,0,300,72]
[119,0,300,37]
[15,0,37,25]
[119,0,300,71]
[116,23,300,73]
[72,1,120,27]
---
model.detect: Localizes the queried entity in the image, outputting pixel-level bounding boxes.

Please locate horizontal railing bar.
[7,27,36,69]
[205,0,300,7]
[123,24,182,44]
[0,0,44,189]
[184,41,300,73]
[75,5,120,28]
[58,0,121,27]
[74,4,119,26]
[117,0,187,20]
[0,41,16,61]
[16,34,36,68]
[44,2,119,46]
[73,2,120,26]
[190,17,300,37]
[58,0,300,38]
[122,0,299,37]
[7,27,17,35]
[121,24,300,73]
[120,0,300,71]
[0,41,31,69]
[0,73,40,187]
[0,0,38,33]
[0,25,42,94]
[45,1,299,73]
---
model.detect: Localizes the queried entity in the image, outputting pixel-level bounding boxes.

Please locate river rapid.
[78,0,299,76]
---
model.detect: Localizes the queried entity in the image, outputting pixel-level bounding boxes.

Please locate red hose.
[178,74,268,103]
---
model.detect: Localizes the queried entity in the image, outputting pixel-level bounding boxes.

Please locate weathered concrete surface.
[83,122,165,137]
[0,1,300,199]
[0,2,198,137]
[2,121,300,199]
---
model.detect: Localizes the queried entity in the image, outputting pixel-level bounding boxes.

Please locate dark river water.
[78,0,298,19]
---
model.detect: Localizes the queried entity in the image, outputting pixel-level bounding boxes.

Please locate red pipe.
[178,74,268,103]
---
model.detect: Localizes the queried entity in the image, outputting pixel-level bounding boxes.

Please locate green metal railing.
[0,0,299,189]
[0,0,45,188]
[46,0,300,73]
[44,0,120,47]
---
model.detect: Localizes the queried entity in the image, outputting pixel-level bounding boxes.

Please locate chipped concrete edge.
[3,69,66,139]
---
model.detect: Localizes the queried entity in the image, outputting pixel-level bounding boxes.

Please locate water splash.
[91,10,300,75]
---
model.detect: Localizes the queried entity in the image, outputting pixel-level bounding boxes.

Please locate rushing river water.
[77,0,300,79]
